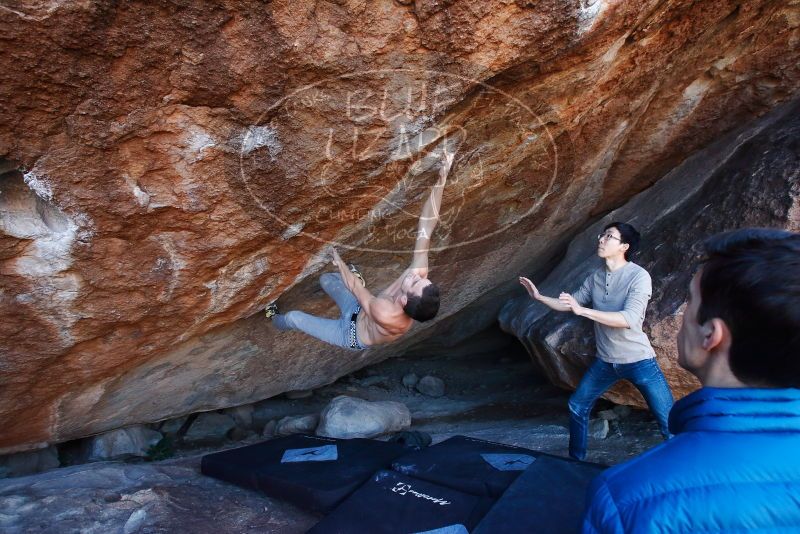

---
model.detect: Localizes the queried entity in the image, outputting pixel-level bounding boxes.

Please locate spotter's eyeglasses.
[597,233,623,243]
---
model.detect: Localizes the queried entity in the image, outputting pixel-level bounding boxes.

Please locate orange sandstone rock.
[0,0,798,452]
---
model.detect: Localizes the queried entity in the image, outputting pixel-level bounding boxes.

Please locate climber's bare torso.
[347,265,430,346]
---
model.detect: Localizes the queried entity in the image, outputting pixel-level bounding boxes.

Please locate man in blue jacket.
[582,228,800,533]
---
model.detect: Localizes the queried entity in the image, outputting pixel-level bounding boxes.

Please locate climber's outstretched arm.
[409,149,455,277]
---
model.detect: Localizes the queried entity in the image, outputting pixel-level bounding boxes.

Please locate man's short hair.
[698,228,800,387]
[605,221,640,261]
[403,283,440,322]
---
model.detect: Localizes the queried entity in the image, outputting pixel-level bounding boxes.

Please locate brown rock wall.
[1,0,798,452]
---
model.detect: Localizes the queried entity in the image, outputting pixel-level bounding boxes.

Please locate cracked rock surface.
[0,459,318,534]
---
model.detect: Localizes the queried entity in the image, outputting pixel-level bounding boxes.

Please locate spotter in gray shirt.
[572,262,656,364]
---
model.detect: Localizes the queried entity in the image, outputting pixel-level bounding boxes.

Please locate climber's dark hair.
[403,283,440,322]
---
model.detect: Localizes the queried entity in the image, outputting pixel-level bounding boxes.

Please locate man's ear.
[701,318,728,352]
[399,294,408,307]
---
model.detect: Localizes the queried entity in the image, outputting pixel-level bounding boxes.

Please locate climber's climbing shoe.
[348,264,366,287]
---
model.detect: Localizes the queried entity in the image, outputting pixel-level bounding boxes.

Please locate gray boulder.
[359,375,389,388]
[316,396,411,439]
[261,420,277,438]
[158,416,188,437]
[85,426,163,461]
[401,373,419,389]
[416,375,445,397]
[224,405,254,429]
[183,413,236,444]
[0,446,59,478]
[589,419,610,439]
[275,414,319,436]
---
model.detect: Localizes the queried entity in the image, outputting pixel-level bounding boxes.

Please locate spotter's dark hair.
[604,222,641,261]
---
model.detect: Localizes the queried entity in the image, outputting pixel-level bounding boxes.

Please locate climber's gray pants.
[273,273,367,350]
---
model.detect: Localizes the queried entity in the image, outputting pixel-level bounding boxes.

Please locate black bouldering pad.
[200,434,408,513]
[473,454,606,534]
[308,470,493,534]
[391,435,549,498]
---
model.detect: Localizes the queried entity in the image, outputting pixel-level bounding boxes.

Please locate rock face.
[0,458,316,533]
[500,98,800,407]
[1,1,799,453]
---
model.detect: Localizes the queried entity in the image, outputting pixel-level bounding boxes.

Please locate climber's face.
[401,271,431,297]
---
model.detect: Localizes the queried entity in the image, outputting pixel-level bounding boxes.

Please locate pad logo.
[480,453,536,471]
[280,444,338,463]
[390,482,451,506]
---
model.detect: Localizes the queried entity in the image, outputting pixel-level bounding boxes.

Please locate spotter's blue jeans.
[568,358,673,460]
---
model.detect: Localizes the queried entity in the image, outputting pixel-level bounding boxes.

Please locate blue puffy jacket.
[582,387,800,533]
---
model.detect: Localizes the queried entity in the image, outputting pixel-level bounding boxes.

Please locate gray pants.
[273,273,367,350]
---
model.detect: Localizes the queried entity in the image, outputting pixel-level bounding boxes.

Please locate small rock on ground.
[359,375,389,388]
[416,375,445,397]
[183,413,236,444]
[589,419,610,439]
[275,414,319,436]
[402,373,419,389]
[262,420,277,438]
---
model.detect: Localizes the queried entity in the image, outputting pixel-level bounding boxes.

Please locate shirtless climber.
[265,149,455,350]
